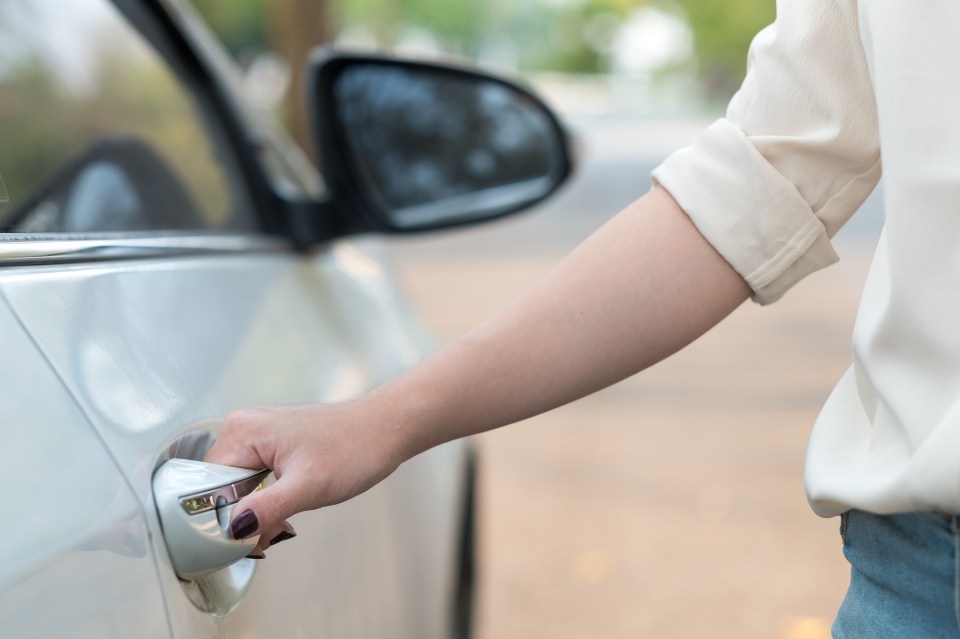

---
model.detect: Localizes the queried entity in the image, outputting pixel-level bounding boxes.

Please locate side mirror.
[309,51,574,234]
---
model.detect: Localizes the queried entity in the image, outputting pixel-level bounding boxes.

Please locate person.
[206,1,960,635]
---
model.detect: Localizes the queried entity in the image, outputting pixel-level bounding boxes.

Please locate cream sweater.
[653,0,960,517]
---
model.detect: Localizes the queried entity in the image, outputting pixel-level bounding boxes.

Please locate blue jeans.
[833,510,960,638]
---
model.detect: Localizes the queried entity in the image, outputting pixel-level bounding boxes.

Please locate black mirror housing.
[308,50,574,235]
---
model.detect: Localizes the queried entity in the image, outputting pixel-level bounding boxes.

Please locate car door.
[0,1,467,637]
[0,294,174,638]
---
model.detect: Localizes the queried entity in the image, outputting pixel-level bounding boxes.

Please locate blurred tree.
[190,0,775,122]
[406,0,486,54]
[518,0,613,73]
[0,51,233,227]
[334,0,484,54]
[192,0,333,158]
[671,0,775,98]
[268,0,334,161]
[333,0,401,45]
[191,0,269,58]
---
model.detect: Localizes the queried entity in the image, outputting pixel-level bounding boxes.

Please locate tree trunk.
[269,0,334,163]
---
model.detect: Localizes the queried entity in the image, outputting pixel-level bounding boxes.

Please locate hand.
[204,188,749,556]
[204,398,408,557]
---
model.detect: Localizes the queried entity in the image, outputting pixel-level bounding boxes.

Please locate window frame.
[0,0,304,263]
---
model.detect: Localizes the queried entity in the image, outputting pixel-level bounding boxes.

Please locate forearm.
[378,186,752,458]
[205,186,751,543]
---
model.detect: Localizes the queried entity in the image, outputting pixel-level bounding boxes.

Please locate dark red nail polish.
[231,509,259,540]
[246,552,266,560]
[269,531,297,546]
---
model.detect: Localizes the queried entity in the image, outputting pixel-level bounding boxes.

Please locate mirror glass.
[332,63,565,229]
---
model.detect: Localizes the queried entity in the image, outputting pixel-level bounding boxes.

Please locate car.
[0,0,572,637]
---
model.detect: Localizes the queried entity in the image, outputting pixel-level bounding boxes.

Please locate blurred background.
[190,0,777,158]
[0,0,885,635]
[191,1,884,638]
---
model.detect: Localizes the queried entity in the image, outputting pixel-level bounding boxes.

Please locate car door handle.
[153,459,271,580]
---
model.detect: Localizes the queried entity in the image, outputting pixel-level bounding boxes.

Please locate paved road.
[383,117,882,639]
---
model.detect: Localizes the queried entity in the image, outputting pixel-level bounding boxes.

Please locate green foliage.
[332,0,484,53]
[515,1,615,73]
[0,52,230,226]
[402,0,485,47]
[672,0,775,97]
[0,60,96,215]
[191,0,269,56]
[190,0,773,88]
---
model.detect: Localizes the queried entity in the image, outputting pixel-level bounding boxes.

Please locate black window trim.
[146,0,339,246]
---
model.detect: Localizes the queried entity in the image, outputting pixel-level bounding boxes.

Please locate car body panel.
[0,243,425,488]
[0,241,464,638]
[1,0,485,633]
[0,295,171,638]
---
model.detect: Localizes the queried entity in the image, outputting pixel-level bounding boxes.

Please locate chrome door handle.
[153,459,270,580]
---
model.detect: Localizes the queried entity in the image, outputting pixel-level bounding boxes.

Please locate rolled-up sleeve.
[652,0,881,304]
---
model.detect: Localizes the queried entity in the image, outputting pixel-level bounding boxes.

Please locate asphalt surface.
[383,117,883,639]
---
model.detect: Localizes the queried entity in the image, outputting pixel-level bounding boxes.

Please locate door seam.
[0,289,177,639]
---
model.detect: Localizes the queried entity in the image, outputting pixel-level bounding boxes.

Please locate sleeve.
[651,0,881,304]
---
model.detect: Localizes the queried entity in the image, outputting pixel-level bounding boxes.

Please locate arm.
[208,0,881,552]
[389,185,749,455]
[205,186,750,550]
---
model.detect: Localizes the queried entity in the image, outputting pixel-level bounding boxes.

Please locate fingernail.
[269,530,297,546]
[246,552,266,560]
[230,509,259,539]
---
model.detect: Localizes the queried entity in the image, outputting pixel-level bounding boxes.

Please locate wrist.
[369,372,449,464]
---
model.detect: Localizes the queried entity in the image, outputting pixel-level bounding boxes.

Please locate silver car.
[0,0,571,637]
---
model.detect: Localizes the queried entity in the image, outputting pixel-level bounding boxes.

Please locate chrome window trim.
[0,233,290,266]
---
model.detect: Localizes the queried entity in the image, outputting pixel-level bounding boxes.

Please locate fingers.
[247,520,297,557]
[204,401,406,562]
[203,410,304,557]
[204,409,270,470]
[227,473,312,542]
[230,478,303,558]
[232,478,302,558]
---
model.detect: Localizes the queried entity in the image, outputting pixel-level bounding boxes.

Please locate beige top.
[652,0,960,517]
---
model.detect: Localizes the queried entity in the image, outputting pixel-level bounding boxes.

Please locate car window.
[0,0,256,234]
